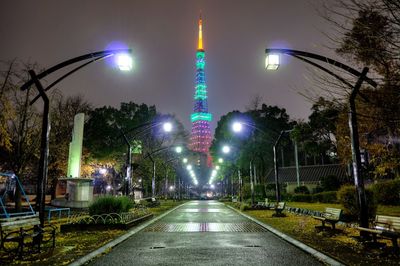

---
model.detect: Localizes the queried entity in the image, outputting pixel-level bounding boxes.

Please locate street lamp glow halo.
[182,158,188,164]
[116,53,133,71]
[218,158,223,163]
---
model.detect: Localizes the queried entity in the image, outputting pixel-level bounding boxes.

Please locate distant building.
[266,164,349,193]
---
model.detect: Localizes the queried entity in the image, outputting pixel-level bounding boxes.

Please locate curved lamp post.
[265,48,378,230]
[20,49,132,226]
[118,120,173,196]
[231,121,296,204]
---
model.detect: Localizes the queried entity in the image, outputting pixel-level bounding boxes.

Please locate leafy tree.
[322,0,400,178]
[210,104,295,189]
[291,97,341,164]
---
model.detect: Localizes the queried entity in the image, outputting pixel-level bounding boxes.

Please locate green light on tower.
[191,112,212,122]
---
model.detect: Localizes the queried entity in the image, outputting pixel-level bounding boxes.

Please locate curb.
[226,205,345,266]
[69,203,185,266]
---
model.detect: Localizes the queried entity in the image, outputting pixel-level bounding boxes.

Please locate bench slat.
[1,218,40,230]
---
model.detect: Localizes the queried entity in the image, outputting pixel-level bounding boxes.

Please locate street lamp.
[222,145,231,154]
[218,158,224,164]
[175,146,183,154]
[116,53,133,71]
[232,122,243,133]
[163,122,173,133]
[265,48,378,231]
[119,120,174,196]
[20,49,132,227]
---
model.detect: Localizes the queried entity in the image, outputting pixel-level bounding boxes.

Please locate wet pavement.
[89,200,324,266]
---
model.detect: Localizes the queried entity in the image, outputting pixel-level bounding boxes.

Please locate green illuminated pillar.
[67,113,85,178]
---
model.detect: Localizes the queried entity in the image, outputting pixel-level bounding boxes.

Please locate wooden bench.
[357,215,400,252]
[0,214,56,258]
[256,198,269,208]
[271,202,286,216]
[312,207,342,230]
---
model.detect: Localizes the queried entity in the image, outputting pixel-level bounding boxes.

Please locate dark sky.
[0,0,339,133]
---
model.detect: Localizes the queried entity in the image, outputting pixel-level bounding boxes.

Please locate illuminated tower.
[189,15,212,154]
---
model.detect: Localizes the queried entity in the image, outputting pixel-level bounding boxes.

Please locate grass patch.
[3,199,185,265]
[286,202,400,216]
[233,205,400,265]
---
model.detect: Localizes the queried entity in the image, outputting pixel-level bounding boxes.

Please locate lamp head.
[265,53,280,70]
[175,146,183,154]
[116,53,133,71]
[232,121,243,133]
[163,122,173,132]
[222,145,231,154]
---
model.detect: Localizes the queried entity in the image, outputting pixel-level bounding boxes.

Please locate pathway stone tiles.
[144,222,268,232]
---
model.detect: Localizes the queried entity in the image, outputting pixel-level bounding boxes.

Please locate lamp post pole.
[265,48,377,230]
[120,132,132,196]
[29,70,50,226]
[21,49,132,227]
[273,131,285,202]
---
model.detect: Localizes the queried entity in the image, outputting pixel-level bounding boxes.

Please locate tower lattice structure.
[189,15,212,155]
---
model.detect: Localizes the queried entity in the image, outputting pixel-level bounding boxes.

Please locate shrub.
[242,184,266,200]
[240,203,251,211]
[371,179,400,205]
[89,196,134,215]
[321,175,341,191]
[291,193,313,202]
[312,185,324,194]
[294,186,310,194]
[312,191,337,203]
[337,185,377,221]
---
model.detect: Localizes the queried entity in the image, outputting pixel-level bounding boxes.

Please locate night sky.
[0,0,339,133]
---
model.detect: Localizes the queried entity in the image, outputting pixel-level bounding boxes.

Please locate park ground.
[3,200,400,265]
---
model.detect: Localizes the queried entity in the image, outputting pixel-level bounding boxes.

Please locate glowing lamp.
[175,146,183,153]
[265,54,280,70]
[186,165,192,171]
[216,165,220,170]
[116,53,133,71]
[232,122,243,133]
[183,158,188,164]
[210,184,215,189]
[218,158,223,164]
[222,145,231,154]
[99,168,107,175]
[163,122,173,132]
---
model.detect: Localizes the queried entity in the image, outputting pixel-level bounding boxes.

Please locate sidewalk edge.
[226,205,345,266]
[69,203,185,266]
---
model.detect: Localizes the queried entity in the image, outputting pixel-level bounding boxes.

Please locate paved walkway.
[89,200,324,266]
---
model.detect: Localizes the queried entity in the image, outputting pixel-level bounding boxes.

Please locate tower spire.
[198,13,203,50]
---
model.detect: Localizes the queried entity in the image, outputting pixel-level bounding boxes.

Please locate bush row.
[290,191,337,203]
[89,196,134,215]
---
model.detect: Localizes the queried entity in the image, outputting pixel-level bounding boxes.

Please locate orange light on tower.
[198,15,203,50]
